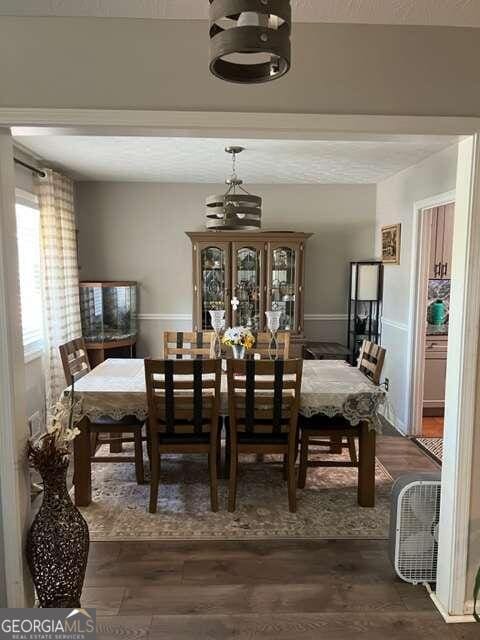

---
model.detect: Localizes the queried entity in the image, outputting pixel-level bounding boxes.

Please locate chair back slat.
[250,331,290,359]
[163,331,214,359]
[59,337,91,385]
[357,340,386,385]
[227,359,302,437]
[145,358,221,436]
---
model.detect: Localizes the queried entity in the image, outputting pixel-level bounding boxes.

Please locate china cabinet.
[187,232,311,344]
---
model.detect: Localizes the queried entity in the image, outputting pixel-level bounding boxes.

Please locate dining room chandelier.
[209,0,292,84]
[206,146,262,230]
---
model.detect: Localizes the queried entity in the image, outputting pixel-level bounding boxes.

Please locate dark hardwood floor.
[84,435,476,639]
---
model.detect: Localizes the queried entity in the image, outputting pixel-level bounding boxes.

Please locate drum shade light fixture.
[206,146,262,230]
[209,0,292,84]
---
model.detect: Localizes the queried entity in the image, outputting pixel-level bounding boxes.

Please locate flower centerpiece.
[26,384,90,608]
[222,326,255,359]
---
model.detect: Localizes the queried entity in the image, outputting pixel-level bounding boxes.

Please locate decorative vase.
[430,299,446,325]
[26,458,89,608]
[232,344,246,359]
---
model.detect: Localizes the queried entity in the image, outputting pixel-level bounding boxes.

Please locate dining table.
[65,358,386,509]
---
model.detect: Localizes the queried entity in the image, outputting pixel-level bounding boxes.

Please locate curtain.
[36,170,81,408]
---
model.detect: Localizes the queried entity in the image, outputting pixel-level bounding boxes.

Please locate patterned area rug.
[79,445,393,541]
[413,437,443,465]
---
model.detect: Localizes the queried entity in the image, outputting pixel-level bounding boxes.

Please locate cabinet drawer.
[425,338,448,357]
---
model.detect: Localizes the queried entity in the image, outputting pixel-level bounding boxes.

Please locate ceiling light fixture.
[206,146,262,230]
[209,0,291,84]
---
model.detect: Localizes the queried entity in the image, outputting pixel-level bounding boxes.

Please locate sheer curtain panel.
[36,170,81,407]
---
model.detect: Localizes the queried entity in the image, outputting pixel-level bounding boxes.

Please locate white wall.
[0,18,480,116]
[375,144,459,431]
[76,182,376,356]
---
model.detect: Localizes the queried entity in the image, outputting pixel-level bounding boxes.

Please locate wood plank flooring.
[422,417,444,438]
[84,435,475,639]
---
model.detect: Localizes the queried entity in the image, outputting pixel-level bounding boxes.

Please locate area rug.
[413,437,443,465]
[79,444,393,541]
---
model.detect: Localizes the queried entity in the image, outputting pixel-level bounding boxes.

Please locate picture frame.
[381,223,401,264]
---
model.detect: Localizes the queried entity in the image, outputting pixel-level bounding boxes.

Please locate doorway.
[409,192,456,442]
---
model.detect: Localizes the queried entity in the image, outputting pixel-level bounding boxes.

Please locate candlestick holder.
[209,309,225,358]
[265,310,282,359]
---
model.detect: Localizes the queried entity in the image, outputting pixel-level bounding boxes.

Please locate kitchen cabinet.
[428,204,455,279]
[187,231,311,343]
[423,335,448,414]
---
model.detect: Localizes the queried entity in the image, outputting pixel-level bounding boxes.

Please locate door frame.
[0,110,479,620]
[408,189,456,438]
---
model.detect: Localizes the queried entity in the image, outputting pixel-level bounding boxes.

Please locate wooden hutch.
[187,231,311,353]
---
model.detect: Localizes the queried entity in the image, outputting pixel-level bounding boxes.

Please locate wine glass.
[265,310,282,360]
[209,309,225,358]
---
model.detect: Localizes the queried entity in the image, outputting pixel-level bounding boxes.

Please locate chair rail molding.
[138,313,192,322]
[381,318,409,332]
[138,313,348,322]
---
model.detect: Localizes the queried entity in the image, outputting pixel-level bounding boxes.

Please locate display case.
[187,232,311,347]
[79,281,137,367]
[347,262,383,365]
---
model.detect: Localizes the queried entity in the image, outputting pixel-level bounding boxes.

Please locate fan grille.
[395,481,441,583]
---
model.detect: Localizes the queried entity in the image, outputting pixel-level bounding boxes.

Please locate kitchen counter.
[426,323,448,336]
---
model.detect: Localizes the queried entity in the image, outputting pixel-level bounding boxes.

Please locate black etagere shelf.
[347,260,383,365]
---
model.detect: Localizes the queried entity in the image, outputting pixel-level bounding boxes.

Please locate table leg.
[74,416,92,507]
[358,421,376,507]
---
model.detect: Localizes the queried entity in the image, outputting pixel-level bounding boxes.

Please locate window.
[15,198,44,360]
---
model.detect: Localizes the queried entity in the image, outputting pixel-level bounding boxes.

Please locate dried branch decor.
[26,382,90,608]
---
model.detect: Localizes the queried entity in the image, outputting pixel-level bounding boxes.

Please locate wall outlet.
[384,377,390,392]
[28,411,42,438]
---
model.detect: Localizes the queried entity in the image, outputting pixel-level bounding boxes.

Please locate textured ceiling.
[15,136,458,184]
[1,0,479,26]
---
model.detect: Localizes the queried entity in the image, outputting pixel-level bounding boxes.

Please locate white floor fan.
[389,473,442,584]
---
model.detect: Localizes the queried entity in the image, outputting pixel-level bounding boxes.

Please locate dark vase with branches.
[26,382,89,608]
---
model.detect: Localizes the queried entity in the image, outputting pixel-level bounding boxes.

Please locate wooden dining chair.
[226,359,303,513]
[145,358,222,513]
[163,331,215,359]
[298,340,386,489]
[59,338,145,484]
[357,340,386,385]
[250,331,290,359]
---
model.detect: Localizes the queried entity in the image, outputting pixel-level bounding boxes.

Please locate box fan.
[389,473,442,584]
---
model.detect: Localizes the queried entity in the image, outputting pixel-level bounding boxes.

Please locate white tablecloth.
[64,358,386,432]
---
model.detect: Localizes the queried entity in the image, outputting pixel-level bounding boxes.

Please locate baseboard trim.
[425,585,476,623]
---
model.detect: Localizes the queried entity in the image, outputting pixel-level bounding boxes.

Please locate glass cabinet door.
[267,243,301,333]
[197,244,230,330]
[232,243,265,330]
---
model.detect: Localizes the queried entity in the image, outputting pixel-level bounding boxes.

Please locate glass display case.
[80,281,137,342]
[199,244,229,330]
[268,244,299,332]
[232,242,264,330]
[188,232,310,343]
